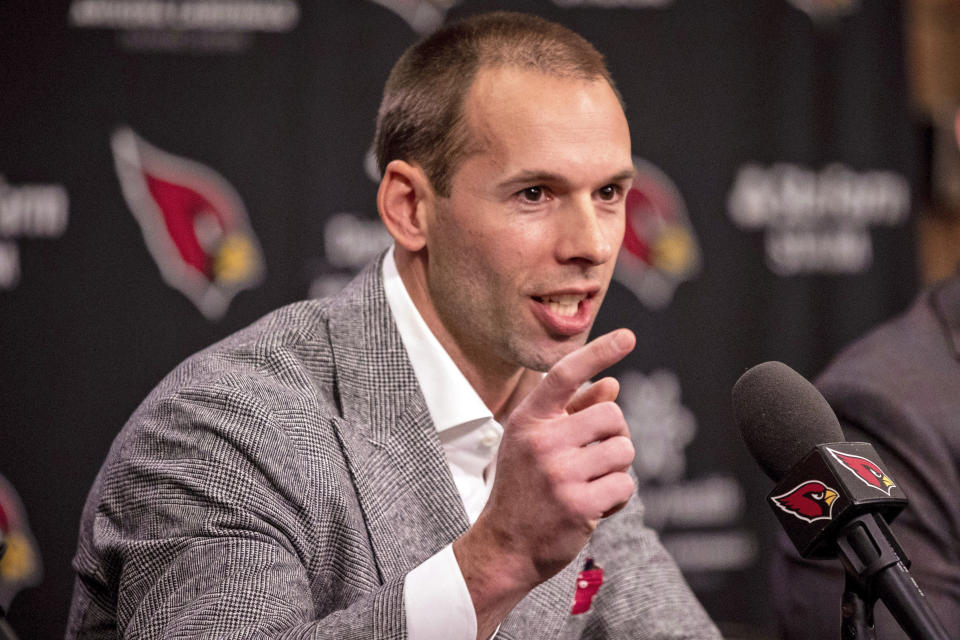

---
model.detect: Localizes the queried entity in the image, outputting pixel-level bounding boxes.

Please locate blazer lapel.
[327,255,470,583]
[325,255,580,634]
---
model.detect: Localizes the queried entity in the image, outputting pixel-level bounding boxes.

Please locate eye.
[810,491,823,500]
[597,184,622,202]
[518,186,546,202]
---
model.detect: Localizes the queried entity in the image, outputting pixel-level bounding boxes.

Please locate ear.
[377,159,434,252]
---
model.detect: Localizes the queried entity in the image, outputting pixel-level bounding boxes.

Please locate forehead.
[458,66,631,183]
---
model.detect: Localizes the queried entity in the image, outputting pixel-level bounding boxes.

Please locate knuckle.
[541,457,564,484]
[564,489,591,518]
[599,400,623,423]
[614,472,636,499]
[547,361,578,391]
[588,401,625,434]
[595,331,628,364]
[612,435,635,464]
[556,483,582,515]
[596,337,617,362]
[527,428,557,458]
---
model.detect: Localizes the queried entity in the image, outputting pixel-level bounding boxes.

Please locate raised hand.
[453,329,636,638]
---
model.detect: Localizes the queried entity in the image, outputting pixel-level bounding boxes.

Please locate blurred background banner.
[2,1,957,637]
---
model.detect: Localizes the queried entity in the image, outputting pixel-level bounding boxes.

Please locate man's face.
[415,66,633,378]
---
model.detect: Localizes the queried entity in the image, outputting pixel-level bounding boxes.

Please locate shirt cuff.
[404,543,478,640]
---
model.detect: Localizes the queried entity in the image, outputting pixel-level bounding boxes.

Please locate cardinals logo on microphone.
[827,448,897,496]
[112,126,265,320]
[771,480,839,523]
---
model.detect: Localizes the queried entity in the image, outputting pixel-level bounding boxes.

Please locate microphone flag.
[768,442,907,559]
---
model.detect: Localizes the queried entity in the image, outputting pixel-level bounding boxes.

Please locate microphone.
[732,361,950,640]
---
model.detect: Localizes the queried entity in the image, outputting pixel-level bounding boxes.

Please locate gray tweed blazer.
[67,254,719,639]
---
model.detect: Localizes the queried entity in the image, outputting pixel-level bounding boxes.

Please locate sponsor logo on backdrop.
[367,0,460,34]
[727,162,910,275]
[68,0,300,53]
[551,0,673,7]
[771,480,838,523]
[364,147,381,184]
[620,369,756,574]
[553,0,673,9]
[622,369,696,484]
[309,212,391,299]
[787,0,860,21]
[614,158,700,310]
[827,448,896,495]
[0,175,70,290]
[112,126,264,320]
[0,473,42,612]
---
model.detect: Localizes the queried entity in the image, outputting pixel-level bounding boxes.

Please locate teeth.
[542,294,583,317]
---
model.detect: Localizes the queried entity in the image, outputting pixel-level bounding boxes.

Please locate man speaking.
[67,12,718,639]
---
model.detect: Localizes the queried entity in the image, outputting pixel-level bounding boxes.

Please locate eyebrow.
[498,168,635,191]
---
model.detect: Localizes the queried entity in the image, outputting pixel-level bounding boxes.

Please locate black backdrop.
[0,1,920,637]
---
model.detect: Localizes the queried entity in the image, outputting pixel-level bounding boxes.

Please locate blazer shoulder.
[154,297,341,411]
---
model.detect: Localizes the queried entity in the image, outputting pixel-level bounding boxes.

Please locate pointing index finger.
[524,329,635,418]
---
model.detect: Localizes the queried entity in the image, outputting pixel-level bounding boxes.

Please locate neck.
[395,247,540,420]
[451,352,538,421]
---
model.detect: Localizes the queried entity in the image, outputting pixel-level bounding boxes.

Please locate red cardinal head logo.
[827,448,896,495]
[771,480,839,523]
[111,126,265,320]
[613,157,700,311]
[0,473,42,612]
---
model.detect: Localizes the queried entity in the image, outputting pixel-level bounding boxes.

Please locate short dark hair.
[374,11,620,197]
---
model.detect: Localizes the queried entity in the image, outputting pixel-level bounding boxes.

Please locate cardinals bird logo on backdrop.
[771,481,839,523]
[827,448,897,495]
[613,158,700,310]
[112,127,265,320]
[0,473,42,612]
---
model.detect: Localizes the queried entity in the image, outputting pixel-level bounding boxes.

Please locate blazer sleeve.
[68,381,407,640]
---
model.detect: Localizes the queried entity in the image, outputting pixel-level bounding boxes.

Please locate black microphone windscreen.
[731,361,844,482]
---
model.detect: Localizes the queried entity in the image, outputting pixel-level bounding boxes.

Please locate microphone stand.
[842,574,877,640]
[835,514,949,640]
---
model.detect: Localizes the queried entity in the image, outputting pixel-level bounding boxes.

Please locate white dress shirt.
[382,246,503,640]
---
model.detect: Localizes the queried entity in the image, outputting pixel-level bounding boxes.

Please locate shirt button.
[480,428,500,448]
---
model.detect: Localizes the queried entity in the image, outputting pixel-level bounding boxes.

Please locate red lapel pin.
[571,558,603,615]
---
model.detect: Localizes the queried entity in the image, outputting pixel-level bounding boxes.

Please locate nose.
[555,194,617,266]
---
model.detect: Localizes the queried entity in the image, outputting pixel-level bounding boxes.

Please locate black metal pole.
[836,514,950,640]
[841,574,878,640]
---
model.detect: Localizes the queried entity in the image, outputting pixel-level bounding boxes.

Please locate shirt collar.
[382,245,493,432]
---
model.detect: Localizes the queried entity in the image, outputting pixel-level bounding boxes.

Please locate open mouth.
[533,293,586,317]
